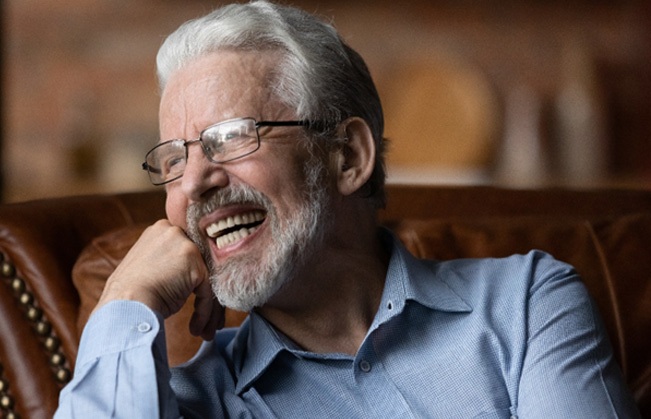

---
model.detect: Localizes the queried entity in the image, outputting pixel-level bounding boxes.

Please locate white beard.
[186,155,330,312]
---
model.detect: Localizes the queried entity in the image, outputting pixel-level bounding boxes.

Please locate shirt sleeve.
[54,300,181,419]
[516,253,641,418]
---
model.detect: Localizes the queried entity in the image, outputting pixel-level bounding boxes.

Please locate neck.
[257,212,389,355]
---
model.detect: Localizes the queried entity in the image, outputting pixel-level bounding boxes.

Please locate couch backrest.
[0,186,649,418]
[0,192,165,418]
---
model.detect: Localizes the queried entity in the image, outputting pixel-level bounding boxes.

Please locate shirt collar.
[229,313,282,394]
[372,229,471,327]
[233,228,472,394]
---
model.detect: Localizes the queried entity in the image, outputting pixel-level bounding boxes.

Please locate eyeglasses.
[142,117,310,185]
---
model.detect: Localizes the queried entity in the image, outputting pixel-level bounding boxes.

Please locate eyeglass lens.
[145,118,260,185]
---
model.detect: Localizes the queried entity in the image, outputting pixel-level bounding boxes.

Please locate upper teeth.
[206,210,265,249]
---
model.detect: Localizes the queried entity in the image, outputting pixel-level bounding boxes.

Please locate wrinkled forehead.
[158,50,289,141]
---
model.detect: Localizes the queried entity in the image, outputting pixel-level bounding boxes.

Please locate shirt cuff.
[77,300,164,367]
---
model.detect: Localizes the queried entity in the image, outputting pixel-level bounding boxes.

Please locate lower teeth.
[216,226,258,249]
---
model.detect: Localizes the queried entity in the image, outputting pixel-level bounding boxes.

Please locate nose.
[180,141,228,201]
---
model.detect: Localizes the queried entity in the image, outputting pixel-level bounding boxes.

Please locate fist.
[95,219,223,340]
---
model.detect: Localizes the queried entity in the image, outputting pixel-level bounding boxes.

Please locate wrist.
[95,280,166,316]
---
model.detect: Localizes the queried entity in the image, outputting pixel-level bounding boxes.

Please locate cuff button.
[137,322,152,333]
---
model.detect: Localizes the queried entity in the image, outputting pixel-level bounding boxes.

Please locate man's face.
[161,51,332,311]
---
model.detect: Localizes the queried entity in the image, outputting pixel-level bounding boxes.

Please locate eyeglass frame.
[141,117,312,186]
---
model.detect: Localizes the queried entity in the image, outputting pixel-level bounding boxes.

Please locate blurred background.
[2,0,650,203]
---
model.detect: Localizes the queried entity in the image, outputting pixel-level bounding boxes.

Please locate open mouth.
[206,210,266,249]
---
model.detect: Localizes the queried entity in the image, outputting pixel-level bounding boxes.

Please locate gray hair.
[156,0,386,208]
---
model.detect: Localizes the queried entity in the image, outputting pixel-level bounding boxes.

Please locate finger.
[201,301,225,341]
[189,278,220,339]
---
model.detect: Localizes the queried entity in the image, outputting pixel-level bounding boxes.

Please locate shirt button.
[387,300,394,310]
[359,360,372,372]
[137,322,152,333]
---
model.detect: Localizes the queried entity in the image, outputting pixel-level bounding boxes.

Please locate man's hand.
[94,219,223,340]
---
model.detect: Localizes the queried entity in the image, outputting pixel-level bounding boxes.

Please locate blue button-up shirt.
[56,233,640,418]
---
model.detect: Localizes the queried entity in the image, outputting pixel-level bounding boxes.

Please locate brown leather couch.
[0,185,649,418]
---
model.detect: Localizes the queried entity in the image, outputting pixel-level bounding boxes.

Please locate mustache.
[184,184,275,252]
[186,183,272,224]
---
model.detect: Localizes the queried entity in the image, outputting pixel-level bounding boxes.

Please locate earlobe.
[336,117,376,197]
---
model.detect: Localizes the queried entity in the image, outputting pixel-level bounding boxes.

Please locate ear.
[334,117,376,197]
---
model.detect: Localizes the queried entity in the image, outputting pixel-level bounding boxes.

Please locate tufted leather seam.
[631,367,651,398]
[113,196,137,226]
[87,239,122,270]
[583,219,628,377]
[397,226,426,258]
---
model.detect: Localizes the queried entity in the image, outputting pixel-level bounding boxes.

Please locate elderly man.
[56,1,639,418]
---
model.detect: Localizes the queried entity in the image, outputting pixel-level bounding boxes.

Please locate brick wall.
[3,0,650,202]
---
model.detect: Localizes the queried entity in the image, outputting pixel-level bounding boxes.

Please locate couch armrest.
[0,191,165,419]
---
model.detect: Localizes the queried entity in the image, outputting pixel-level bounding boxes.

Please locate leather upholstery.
[0,186,649,418]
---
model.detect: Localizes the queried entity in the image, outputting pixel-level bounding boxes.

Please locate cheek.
[165,188,187,228]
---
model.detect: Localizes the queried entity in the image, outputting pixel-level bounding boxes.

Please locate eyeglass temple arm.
[255,120,310,128]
